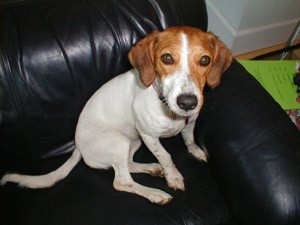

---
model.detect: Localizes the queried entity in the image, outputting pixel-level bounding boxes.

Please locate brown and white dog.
[1,26,232,205]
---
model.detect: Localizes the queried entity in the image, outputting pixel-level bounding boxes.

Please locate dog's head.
[128,26,232,117]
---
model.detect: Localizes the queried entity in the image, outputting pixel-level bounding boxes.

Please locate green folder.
[239,60,300,110]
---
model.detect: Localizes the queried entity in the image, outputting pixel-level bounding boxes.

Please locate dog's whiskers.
[159,96,179,118]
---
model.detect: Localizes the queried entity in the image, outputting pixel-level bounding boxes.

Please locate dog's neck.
[152,80,165,103]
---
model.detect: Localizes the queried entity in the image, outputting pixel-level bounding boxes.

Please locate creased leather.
[196,60,300,225]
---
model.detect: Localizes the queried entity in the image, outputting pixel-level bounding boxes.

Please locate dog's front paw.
[191,149,208,162]
[188,144,208,162]
[165,168,185,191]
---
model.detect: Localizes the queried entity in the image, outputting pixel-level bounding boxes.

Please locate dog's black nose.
[177,94,198,111]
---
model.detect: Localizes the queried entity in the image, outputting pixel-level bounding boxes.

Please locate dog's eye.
[200,55,210,66]
[161,53,174,65]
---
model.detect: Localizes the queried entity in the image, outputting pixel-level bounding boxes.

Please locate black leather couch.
[1,0,299,225]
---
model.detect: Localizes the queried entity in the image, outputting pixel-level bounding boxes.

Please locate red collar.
[152,81,165,103]
[185,117,189,124]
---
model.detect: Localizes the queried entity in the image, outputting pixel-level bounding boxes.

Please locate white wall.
[207,0,300,55]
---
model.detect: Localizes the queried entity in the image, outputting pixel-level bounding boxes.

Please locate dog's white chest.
[136,115,187,138]
[158,119,187,138]
[133,87,192,138]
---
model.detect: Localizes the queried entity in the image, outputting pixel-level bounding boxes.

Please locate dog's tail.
[0,148,82,189]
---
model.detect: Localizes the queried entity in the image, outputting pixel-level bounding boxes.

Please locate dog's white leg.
[128,140,164,177]
[181,121,208,162]
[140,133,185,191]
[113,161,172,205]
[113,141,173,204]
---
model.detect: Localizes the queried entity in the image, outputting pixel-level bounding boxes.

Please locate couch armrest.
[195,60,300,225]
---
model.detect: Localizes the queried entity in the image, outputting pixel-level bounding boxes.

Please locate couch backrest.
[0,0,207,170]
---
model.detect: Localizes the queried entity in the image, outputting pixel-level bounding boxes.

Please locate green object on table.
[239,60,300,110]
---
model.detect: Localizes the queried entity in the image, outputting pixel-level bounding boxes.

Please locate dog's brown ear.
[128,30,158,87]
[206,32,232,89]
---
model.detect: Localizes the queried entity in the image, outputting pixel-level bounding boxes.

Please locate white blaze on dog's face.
[153,30,208,117]
[128,26,232,117]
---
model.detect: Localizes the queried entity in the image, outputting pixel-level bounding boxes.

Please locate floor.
[235,41,300,60]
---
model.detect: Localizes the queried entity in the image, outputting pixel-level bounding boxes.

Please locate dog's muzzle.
[176,94,198,111]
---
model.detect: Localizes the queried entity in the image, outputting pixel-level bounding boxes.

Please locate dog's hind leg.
[80,127,172,204]
[128,140,165,177]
